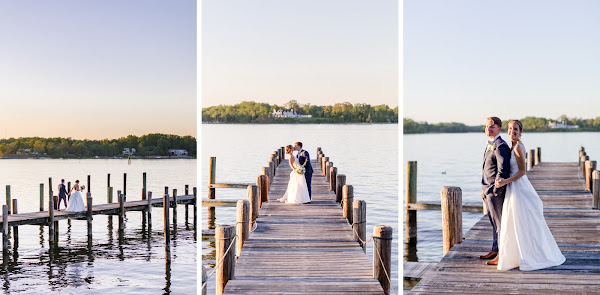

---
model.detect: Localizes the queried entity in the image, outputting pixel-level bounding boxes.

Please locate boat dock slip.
[410,160,600,294]
[205,147,392,295]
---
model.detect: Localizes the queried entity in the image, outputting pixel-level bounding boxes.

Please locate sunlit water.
[0,159,196,294]
[403,132,597,264]
[202,124,399,294]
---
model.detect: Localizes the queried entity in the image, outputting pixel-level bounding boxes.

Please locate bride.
[494,120,566,271]
[278,145,311,204]
[66,180,86,212]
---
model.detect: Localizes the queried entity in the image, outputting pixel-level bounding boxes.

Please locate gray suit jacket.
[481,136,511,197]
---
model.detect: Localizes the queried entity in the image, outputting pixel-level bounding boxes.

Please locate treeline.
[405,115,600,134]
[202,100,398,123]
[0,134,196,158]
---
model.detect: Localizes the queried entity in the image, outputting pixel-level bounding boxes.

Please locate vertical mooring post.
[208,157,216,229]
[172,189,178,226]
[257,175,267,207]
[163,193,171,263]
[236,199,250,257]
[87,175,91,193]
[48,198,55,246]
[2,205,8,256]
[325,161,331,183]
[5,185,11,214]
[335,174,346,203]
[535,147,541,165]
[330,167,337,192]
[123,173,127,202]
[12,199,18,245]
[582,155,590,178]
[342,185,354,224]
[193,187,197,231]
[585,160,597,192]
[373,225,393,295]
[143,172,147,200]
[353,200,367,253]
[215,224,235,295]
[87,192,93,239]
[530,149,536,169]
[592,170,600,209]
[406,161,417,244]
[247,185,259,228]
[40,183,44,211]
[118,190,125,230]
[442,186,463,255]
[147,191,153,231]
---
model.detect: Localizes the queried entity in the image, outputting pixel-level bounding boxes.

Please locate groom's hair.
[295,142,303,148]
[487,117,502,128]
[61,179,65,183]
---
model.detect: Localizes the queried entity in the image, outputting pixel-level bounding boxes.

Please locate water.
[0,159,196,294]
[403,132,598,264]
[202,124,399,294]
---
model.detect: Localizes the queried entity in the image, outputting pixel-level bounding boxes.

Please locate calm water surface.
[202,124,399,294]
[403,132,599,264]
[0,159,196,294]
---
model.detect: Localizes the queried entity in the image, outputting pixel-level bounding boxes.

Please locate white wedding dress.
[497,147,566,271]
[66,190,86,212]
[278,155,311,204]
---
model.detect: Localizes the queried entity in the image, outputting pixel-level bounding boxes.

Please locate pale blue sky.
[404,0,600,125]
[0,1,196,139]
[202,0,398,108]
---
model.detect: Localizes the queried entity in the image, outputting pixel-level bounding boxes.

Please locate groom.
[294,142,313,200]
[57,179,69,211]
[480,117,511,265]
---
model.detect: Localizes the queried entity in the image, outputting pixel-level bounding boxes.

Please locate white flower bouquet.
[295,166,306,175]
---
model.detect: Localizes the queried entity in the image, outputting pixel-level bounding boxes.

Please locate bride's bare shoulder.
[514,141,526,157]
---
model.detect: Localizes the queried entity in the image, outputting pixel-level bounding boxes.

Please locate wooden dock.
[221,157,386,294]
[410,162,600,294]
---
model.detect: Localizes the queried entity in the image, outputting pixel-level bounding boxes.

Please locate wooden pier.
[204,148,392,295]
[410,160,600,294]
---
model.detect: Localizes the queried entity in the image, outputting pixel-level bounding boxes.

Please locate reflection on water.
[0,209,196,294]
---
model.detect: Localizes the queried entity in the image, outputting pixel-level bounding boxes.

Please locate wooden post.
[184,184,189,218]
[193,187,197,230]
[247,185,259,227]
[87,192,93,238]
[87,175,91,193]
[342,185,354,224]
[325,161,331,183]
[261,167,270,191]
[257,175,268,206]
[5,185,11,214]
[48,177,53,198]
[147,191,153,229]
[268,161,275,185]
[582,155,590,177]
[406,161,417,244]
[579,150,586,165]
[353,200,367,253]
[322,157,329,176]
[118,190,125,230]
[40,183,44,211]
[373,225,393,295]
[208,157,216,229]
[236,199,250,257]
[441,186,463,255]
[330,167,337,192]
[592,170,600,209]
[11,199,18,248]
[215,225,235,295]
[48,198,55,246]
[586,160,597,192]
[108,187,113,203]
[530,149,535,169]
[2,205,7,255]
[123,173,127,201]
[535,147,541,165]
[335,174,346,203]
[163,193,171,262]
[172,189,178,225]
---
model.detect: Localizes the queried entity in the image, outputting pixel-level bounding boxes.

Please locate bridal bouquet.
[80,185,86,191]
[295,166,306,175]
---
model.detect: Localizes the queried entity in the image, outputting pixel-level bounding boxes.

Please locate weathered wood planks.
[223,159,385,294]
[410,162,600,294]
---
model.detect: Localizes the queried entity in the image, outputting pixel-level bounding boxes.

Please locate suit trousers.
[484,193,505,252]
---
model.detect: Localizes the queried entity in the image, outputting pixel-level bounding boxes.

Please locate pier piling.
[236,199,250,257]
[593,171,600,209]
[373,225,393,295]
[164,193,171,262]
[330,167,337,192]
[406,161,417,244]
[247,185,259,227]
[39,183,44,211]
[335,174,346,203]
[585,160,596,191]
[342,185,354,224]
[441,186,463,255]
[215,224,235,295]
[353,200,367,253]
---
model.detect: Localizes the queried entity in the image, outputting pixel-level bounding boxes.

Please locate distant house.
[122,148,136,155]
[168,149,189,156]
[548,121,579,129]
[271,109,312,118]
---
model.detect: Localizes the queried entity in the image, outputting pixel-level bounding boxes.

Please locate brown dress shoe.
[486,256,499,265]
[479,251,498,259]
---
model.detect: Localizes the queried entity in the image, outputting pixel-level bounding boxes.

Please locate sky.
[404,0,600,125]
[201,0,398,108]
[0,1,196,140]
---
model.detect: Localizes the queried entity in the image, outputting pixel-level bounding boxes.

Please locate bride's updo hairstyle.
[285,145,293,154]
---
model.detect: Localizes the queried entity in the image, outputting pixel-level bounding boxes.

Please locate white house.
[168,149,189,156]
[122,148,136,155]
[271,109,312,118]
[548,121,579,129]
